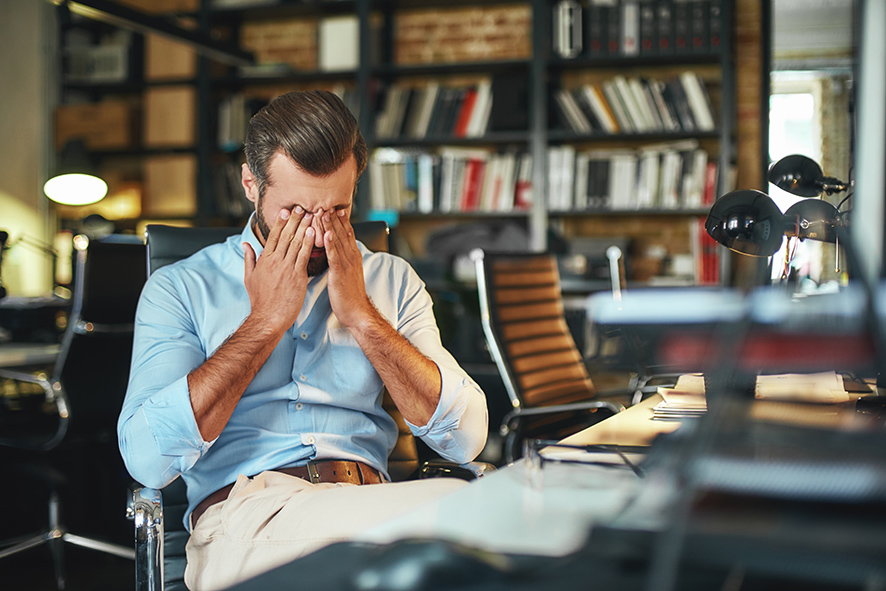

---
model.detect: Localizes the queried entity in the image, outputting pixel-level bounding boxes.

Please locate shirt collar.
[240,213,264,257]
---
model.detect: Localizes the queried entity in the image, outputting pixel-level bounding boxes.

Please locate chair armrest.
[500,400,625,436]
[419,460,497,480]
[129,486,165,591]
[0,369,69,451]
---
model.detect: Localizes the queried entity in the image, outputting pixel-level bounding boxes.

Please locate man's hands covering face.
[243,206,372,332]
[243,207,314,333]
[322,209,374,328]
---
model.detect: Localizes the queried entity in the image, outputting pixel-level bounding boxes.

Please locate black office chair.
[0,236,145,589]
[472,249,625,463]
[129,222,493,591]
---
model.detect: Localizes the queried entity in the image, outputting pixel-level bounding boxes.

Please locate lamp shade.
[768,154,825,197]
[783,199,839,243]
[705,190,785,257]
[44,139,107,206]
[768,154,850,196]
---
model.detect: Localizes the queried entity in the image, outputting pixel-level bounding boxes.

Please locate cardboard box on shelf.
[143,86,195,147]
[142,154,197,217]
[145,33,196,80]
[54,100,137,150]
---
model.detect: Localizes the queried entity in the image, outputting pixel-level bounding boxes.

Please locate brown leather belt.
[190,460,384,528]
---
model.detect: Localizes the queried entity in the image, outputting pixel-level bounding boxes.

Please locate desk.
[0,342,60,369]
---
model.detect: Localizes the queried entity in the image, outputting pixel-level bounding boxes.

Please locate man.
[118,90,488,590]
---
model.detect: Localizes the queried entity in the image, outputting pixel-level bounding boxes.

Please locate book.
[581,84,620,133]
[410,82,440,139]
[665,77,697,131]
[573,152,590,209]
[609,150,638,209]
[459,154,488,211]
[602,80,635,132]
[690,0,709,53]
[638,1,657,54]
[514,153,534,210]
[679,71,716,130]
[554,89,592,133]
[467,78,493,137]
[635,148,662,208]
[613,75,648,131]
[496,152,519,212]
[647,78,680,131]
[709,0,723,50]
[417,152,437,213]
[620,0,640,56]
[673,0,692,53]
[656,1,674,54]
[637,78,664,130]
[453,86,478,138]
[627,77,658,130]
[586,1,607,56]
[571,87,604,132]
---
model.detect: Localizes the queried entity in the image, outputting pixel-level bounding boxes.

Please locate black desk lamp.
[705,154,849,259]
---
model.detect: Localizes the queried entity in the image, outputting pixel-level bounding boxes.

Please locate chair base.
[0,492,135,590]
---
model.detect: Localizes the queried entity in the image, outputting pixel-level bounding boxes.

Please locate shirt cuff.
[141,374,214,463]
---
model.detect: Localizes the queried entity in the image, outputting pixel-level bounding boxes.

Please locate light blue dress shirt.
[118,219,487,530]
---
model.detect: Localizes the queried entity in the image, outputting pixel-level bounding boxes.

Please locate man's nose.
[310,211,325,247]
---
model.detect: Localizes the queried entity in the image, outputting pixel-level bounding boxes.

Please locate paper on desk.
[653,371,850,420]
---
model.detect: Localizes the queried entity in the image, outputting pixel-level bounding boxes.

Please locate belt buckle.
[306,461,321,484]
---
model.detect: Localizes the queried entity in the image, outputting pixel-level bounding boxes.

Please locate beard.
[254,197,329,277]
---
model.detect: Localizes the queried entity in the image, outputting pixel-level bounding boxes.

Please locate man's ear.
[241,163,258,205]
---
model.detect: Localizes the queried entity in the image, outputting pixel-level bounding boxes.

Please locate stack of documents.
[653,371,851,421]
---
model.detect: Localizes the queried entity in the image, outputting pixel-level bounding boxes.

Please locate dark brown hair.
[244,90,367,198]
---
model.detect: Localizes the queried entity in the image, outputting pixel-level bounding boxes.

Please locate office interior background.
[0,0,876,589]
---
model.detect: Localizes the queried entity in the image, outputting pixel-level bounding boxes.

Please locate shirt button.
[299,374,307,382]
[307,436,315,444]
[295,403,303,410]
[300,332,308,340]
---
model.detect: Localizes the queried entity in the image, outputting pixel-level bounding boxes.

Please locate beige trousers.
[184,470,468,591]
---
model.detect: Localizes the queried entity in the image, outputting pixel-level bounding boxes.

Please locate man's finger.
[243,242,256,278]
[293,226,315,273]
[286,212,314,264]
[264,208,291,253]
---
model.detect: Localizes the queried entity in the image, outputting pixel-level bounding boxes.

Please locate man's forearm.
[348,307,442,426]
[188,315,286,441]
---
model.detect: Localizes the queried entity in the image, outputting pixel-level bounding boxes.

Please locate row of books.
[369,148,533,214]
[367,140,721,215]
[554,72,716,136]
[577,0,724,58]
[375,79,494,141]
[547,139,717,212]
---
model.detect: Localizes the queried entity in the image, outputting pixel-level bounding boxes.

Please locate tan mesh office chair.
[473,249,624,463]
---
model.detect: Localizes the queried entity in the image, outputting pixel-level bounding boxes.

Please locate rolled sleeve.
[405,364,488,464]
[389,257,489,464]
[117,269,214,489]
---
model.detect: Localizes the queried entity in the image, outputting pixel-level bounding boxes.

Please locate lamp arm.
[817,177,853,194]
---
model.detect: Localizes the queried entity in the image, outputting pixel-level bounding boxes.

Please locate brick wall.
[241,18,318,71]
[395,4,532,65]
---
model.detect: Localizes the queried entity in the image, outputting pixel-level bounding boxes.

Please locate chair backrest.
[56,238,147,436]
[473,249,596,411]
[143,222,419,480]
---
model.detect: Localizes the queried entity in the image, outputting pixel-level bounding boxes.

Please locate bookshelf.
[52,0,735,287]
